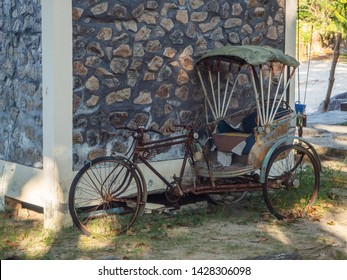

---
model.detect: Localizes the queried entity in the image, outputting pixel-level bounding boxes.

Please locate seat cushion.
[212,133,249,153]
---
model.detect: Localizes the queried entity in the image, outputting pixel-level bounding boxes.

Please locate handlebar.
[171,120,202,131]
[116,126,163,135]
[116,121,199,135]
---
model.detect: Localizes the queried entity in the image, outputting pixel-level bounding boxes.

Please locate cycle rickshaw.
[69,45,321,236]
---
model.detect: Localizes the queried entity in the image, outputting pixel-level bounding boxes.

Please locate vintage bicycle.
[69,45,321,236]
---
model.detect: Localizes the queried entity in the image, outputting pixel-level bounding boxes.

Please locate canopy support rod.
[197,69,217,120]
[217,59,221,118]
[204,98,209,124]
[259,65,266,125]
[221,62,234,117]
[208,68,218,119]
[223,71,240,117]
[269,67,296,124]
[250,65,264,127]
[265,65,273,124]
[221,68,231,116]
[268,65,285,123]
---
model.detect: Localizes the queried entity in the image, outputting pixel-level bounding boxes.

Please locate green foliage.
[335,249,347,260]
[298,0,347,40]
[317,165,347,208]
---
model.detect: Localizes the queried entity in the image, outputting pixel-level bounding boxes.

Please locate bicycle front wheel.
[262,144,320,220]
[69,156,145,236]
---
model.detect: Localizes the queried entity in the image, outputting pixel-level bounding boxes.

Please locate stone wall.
[72,0,286,169]
[0,0,43,168]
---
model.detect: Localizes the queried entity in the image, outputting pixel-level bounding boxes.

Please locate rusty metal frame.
[130,127,194,194]
[128,125,265,197]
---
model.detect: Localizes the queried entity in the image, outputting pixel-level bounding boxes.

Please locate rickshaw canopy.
[197,45,300,68]
[195,45,300,128]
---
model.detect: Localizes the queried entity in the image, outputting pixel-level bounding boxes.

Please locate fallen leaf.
[261,216,270,222]
[259,237,268,243]
[5,240,20,247]
[250,237,268,243]
[309,215,321,222]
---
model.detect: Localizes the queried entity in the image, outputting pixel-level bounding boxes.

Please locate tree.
[298,0,347,47]
[322,32,342,113]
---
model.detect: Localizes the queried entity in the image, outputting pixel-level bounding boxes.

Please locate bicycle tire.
[262,144,320,219]
[69,156,146,236]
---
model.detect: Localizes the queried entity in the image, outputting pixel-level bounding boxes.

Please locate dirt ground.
[146,164,347,260]
[2,157,347,260]
[156,195,347,260]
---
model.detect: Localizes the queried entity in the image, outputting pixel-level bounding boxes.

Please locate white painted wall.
[0,0,75,231]
[41,0,74,229]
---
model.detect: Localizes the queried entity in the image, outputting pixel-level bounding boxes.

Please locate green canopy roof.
[196,45,300,68]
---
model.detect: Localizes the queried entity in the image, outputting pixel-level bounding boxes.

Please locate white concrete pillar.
[285,0,298,106]
[42,0,73,230]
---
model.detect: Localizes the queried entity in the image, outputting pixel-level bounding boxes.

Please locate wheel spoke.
[263,144,320,219]
[69,157,146,236]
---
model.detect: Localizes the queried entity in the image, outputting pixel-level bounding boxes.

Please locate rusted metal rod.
[182,182,263,195]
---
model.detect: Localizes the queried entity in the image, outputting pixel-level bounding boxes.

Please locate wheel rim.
[263,144,320,219]
[69,157,143,236]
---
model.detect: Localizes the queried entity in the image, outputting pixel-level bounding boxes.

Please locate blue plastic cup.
[295,102,306,114]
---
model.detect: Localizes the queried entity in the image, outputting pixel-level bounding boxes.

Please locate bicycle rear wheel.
[262,144,320,220]
[69,156,146,236]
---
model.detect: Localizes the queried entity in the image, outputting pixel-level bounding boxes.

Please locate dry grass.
[1,159,346,260]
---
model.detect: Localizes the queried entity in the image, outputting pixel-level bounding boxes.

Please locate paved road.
[303,111,347,158]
